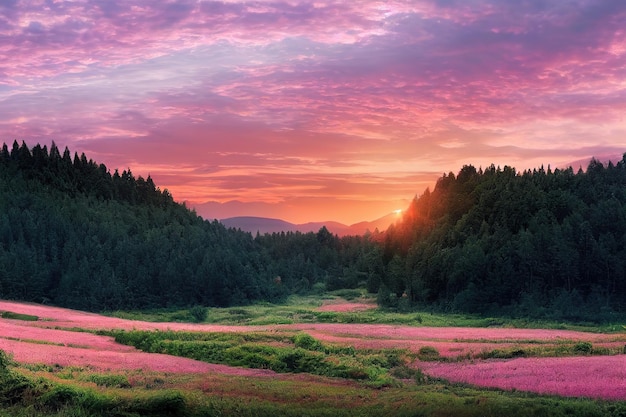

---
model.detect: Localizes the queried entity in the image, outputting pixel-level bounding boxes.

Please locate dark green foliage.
[189,305,207,323]
[85,374,131,388]
[390,366,429,384]
[39,385,84,411]
[573,342,593,354]
[35,384,186,416]
[0,350,33,406]
[381,156,626,321]
[0,141,381,310]
[293,332,324,351]
[0,350,186,416]
[128,391,185,416]
[476,349,527,360]
[417,346,440,361]
[107,329,402,385]
[4,141,626,322]
[0,311,38,321]
[0,350,10,373]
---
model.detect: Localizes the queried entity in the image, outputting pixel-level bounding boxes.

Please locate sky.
[1,0,625,225]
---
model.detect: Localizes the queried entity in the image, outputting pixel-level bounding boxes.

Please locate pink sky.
[1,1,625,224]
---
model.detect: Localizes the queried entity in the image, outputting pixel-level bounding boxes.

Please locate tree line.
[1,141,625,322]
[0,141,380,311]
[378,157,626,321]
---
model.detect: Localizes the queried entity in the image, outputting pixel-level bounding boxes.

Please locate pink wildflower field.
[1,300,625,400]
[0,300,273,376]
[418,356,626,400]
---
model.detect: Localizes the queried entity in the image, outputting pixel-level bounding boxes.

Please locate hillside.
[2,140,626,322]
[0,141,380,311]
[379,157,626,320]
[220,213,397,236]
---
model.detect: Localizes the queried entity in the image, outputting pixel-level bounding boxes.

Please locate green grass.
[106,294,626,333]
[1,311,39,321]
[101,329,404,387]
[4,293,626,416]
[3,359,626,417]
[471,341,618,360]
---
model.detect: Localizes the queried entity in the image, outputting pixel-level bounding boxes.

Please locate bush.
[0,350,34,406]
[39,385,83,411]
[377,284,398,308]
[0,349,11,374]
[477,348,526,359]
[573,342,593,355]
[384,351,404,368]
[278,349,326,374]
[293,333,324,351]
[332,289,363,301]
[417,346,440,361]
[189,305,208,323]
[86,373,131,388]
[390,365,417,379]
[224,345,276,369]
[130,391,186,416]
[413,368,427,384]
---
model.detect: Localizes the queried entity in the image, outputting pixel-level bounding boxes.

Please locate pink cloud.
[0,0,625,223]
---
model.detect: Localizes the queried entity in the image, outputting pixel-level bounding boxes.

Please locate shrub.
[278,349,326,374]
[390,365,418,380]
[224,345,276,369]
[189,305,207,323]
[293,332,324,351]
[413,368,427,384]
[86,374,131,388]
[39,385,83,411]
[0,350,34,406]
[391,366,427,384]
[477,348,526,359]
[573,342,593,355]
[417,346,440,361]
[130,391,186,416]
[0,349,11,374]
[332,289,363,300]
[385,351,404,367]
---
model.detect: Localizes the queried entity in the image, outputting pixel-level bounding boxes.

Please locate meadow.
[1,294,626,416]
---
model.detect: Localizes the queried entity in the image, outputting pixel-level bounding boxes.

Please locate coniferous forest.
[0,141,379,311]
[1,141,625,322]
[381,159,626,320]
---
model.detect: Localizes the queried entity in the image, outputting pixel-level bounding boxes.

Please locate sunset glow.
[1,1,625,224]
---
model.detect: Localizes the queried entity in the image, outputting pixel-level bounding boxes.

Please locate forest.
[1,141,625,321]
[0,141,380,311]
[380,157,626,320]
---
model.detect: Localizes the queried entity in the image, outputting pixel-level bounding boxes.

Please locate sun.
[393,209,403,215]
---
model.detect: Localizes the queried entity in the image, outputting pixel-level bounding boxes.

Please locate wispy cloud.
[1,0,625,223]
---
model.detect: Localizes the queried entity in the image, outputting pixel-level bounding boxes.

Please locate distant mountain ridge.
[220,213,399,236]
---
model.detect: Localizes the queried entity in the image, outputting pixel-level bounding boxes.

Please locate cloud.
[0,0,625,223]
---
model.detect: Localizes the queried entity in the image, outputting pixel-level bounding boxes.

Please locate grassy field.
[1,293,626,416]
[3,350,626,417]
[107,291,625,332]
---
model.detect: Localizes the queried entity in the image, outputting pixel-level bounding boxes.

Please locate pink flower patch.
[0,337,273,375]
[2,299,626,399]
[418,356,626,400]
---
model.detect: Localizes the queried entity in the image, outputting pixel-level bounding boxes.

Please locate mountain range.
[219,212,400,236]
